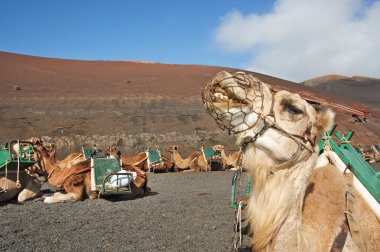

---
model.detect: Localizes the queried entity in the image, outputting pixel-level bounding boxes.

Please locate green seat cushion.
[147,148,163,164]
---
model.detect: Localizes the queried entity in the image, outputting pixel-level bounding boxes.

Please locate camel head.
[213,145,225,152]
[31,141,51,176]
[166,145,179,153]
[44,142,55,151]
[29,137,42,145]
[105,146,120,158]
[33,141,57,163]
[203,71,335,165]
[43,143,56,158]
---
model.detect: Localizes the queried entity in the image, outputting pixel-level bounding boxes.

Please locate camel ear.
[315,107,335,133]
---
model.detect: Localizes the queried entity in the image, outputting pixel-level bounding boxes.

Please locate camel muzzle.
[202,71,264,134]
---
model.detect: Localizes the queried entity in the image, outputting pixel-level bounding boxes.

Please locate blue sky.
[0,1,273,67]
[1,0,379,82]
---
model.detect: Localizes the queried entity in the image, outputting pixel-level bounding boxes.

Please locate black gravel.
[0,171,248,252]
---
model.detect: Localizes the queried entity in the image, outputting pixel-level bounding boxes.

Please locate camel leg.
[44,175,86,203]
[53,191,66,197]
[17,178,41,202]
[182,169,196,173]
[43,192,80,203]
[84,173,97,199]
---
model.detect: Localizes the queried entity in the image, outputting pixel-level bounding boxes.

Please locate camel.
[166,145,210,172]
[34,142,148,203]
[108,147,174,173]
[0,171,41,202]
[213,145,241,170]
[0,139,42,202]
[356,144,380,163]
[203,71,379,251]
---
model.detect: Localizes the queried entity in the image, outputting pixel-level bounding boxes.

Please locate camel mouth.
[202,82,249,112]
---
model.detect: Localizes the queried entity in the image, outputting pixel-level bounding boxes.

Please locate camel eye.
[284,102,303,115]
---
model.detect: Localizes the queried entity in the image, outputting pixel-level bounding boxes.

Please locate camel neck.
[220,149,228,162]
[245,146,317,251]
[39,150,66,186]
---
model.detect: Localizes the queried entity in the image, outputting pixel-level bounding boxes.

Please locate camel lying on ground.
[356,144,380,163]
[0,138,41,202]
[107,147,174,173]
[0,171,41,202]
[34,142,148,203]
[166,145,210,172]
[213,145,241,170]
[203,71,379,251]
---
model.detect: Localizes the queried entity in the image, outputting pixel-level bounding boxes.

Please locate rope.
[321,133,332,151]
[188,154,200,168]
[132,156,148,167]
[16,139,21,188]
[2,142,10,191]
[343,172,368,252]
[232,166,244,251]
[232,200,244,251]
[2,162,9,192]
[65,153,84,169]
[340,136,350,144]
[201,147,211,172]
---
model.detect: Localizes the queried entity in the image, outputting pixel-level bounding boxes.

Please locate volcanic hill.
[0,51,379,156]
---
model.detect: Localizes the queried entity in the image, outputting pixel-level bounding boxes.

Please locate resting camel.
[356,144,380,163]
[108,147,174,173]
[0,138,42,202]
[213,145,241,170]
[203,71,379,251]
[0,170,41,202]
[34,142,148,203]
[166,145,210,172]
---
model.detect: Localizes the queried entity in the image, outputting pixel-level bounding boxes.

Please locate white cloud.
[214,0,380,82]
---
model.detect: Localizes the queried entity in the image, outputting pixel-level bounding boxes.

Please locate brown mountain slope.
[0,51,379,156]
[302,75,380,108]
